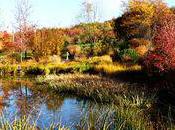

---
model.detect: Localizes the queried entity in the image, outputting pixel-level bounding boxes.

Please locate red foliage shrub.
[143,14,175,74]
[143,50,169,74]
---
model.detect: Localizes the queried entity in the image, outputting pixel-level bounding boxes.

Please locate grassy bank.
[36,74,130,102]
[36,73,153,104]
[0,78,157,130]
[0,55,141,76]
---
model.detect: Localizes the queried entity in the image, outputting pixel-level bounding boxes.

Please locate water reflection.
[0,78,174,129]
[0,78,105,129]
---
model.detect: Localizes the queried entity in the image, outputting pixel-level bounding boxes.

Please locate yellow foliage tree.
[120,0,171,40]
[114,0,172,61]
[33,28,66,58]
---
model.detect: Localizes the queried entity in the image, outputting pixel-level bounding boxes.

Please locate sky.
[0,0,175,31]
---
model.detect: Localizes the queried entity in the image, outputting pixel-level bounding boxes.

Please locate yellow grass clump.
[95,63,141,74]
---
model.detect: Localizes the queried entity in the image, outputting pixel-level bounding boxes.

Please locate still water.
[0,78,108,129]
[0,78,174,129]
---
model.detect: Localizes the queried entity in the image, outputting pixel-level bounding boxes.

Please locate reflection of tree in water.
[44,93,64,111]
[0,80,14,99]
[0,80,17,113]
[16,85,39,117]
[0,79,44,118]
[0,95,4,113]
[10,79,64,118]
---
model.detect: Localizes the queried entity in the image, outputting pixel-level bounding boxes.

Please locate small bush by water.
[24,65,50,75]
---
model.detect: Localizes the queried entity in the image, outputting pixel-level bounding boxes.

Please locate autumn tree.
[71,21,117,57]
[33,28,67,59]
[171,7,175,14]
[1,31,15,51]
[14,0,35,61]
[114,0,171,61]
[143,14,175,74]
[76,0,103,57]
[116,0,170,40]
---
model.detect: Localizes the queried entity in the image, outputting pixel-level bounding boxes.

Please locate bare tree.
[78,0,101,23]
[14,0,34,62]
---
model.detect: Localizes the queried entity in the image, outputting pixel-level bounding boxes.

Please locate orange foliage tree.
[33,28,67,58]
[114,0,171,61]
[31,21,118,59]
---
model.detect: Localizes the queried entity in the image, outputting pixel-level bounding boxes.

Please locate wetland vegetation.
[1,0,175,129]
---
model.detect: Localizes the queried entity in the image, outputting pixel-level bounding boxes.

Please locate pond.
[0,78,114,129]
[0,77,174,129]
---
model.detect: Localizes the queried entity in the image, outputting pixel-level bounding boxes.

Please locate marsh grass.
[36,73,154,104]
[0,116,37,130]
[36,74,130,103]
[0,106,174,130]
[0,114,70,130]
[76,102,159,130]
[76,98,175,130]
[0,89,174,130]
[0,104,154,130]
[36,73,175,129]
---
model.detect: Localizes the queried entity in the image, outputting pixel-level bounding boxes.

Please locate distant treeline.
[2,0,175,75]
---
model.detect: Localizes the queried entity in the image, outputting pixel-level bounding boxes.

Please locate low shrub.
[94,63,141,75]
[121,49,139,63]
[95,63,127,74]
[49,64,73,74]
[89,55,113,64]
[10,53,21,62]
[25,65,50,75]
[73,62,93,73]
[0,65,18,75]
[129,38,151,48]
